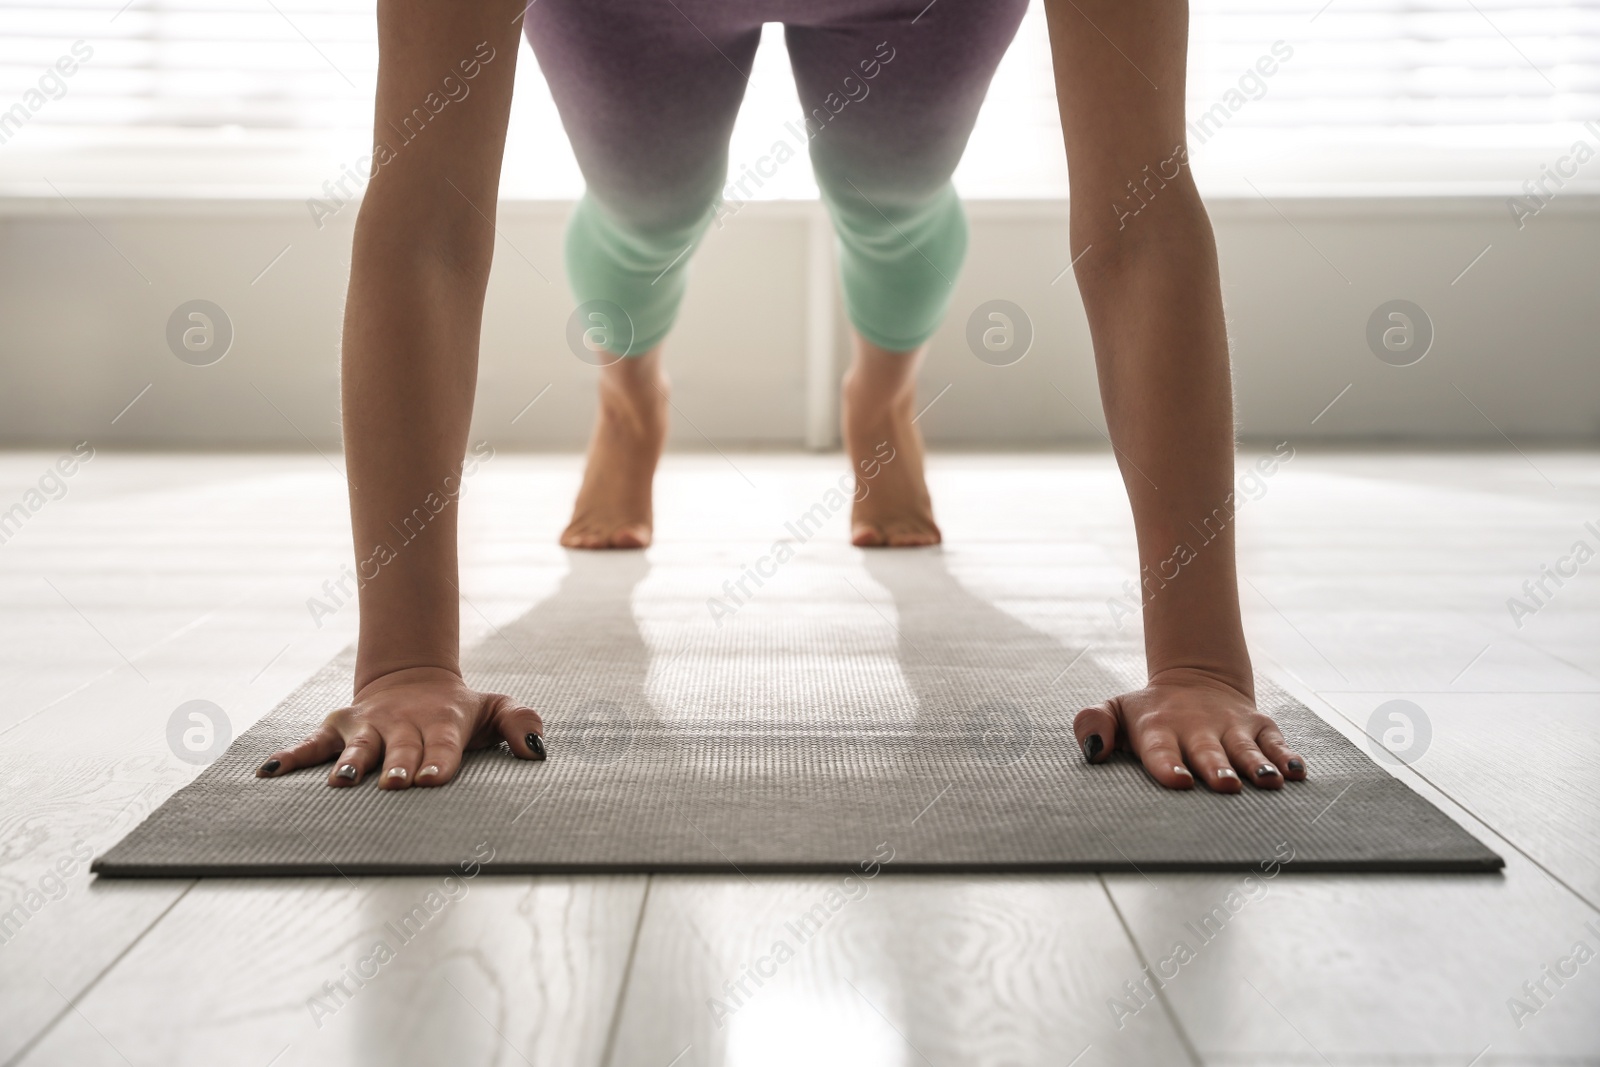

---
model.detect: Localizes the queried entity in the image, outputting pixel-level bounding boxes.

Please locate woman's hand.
[1075,667,1306,792]
[255,666,545,790]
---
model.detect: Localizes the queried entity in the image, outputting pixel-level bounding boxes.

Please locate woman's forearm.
[339,0,522,692]
[1073,180,1253,693]
[1040,0,1251,693]
[342,226,492,690]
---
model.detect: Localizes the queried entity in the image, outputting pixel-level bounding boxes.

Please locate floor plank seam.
[1254,644,1595,911]
[598,876,653,1067]
[2,879,197,1067]
[1314,699,1600,915]
[1096,873,1206,1067]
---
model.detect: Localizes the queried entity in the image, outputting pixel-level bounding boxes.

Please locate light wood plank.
[607,875,1192,1067]
[1104,859,1600,1065]
[15,875,647,1067]
[0,752,192,1066]
[0,458,366,1061]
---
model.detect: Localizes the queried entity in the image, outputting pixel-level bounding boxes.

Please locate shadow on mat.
[468,547,1137,768]
[468,549,659,765]
[861,547,1132,766]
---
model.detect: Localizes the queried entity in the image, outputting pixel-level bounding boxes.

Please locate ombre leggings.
[523,0,1029,354]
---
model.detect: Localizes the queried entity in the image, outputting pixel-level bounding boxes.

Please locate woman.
[254,0,1307,795]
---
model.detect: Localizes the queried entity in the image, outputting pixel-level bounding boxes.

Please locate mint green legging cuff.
[566,182,967,358]
[564,194,715,357]
[823,179,967,353]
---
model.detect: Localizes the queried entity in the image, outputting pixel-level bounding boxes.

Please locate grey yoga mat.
[94,550,1502,877]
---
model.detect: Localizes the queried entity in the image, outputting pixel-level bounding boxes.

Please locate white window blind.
[1184,0,1600,192]
[0,3,374,130]
[0,0,1596,196]
[1195,0,1598,129]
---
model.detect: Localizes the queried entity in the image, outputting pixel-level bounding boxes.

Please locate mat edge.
[90,857,1506,878]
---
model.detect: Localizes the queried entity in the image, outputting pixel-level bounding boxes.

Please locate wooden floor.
[1,449,1596,1067]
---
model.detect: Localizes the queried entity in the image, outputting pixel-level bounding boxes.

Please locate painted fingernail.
[1173,765,1192,778]
[386,767,407,781]
[1256,764,1279,778]
[1216,768,1238,780]
[1082,733,1104,762]
[335,764,357,781]
[257,758,280,777]
[1287,758,1304,774]
[419,764,440,778]
[527,733,546,760]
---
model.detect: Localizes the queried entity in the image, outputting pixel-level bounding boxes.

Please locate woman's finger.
[1128,725,1195,790]
[485,694,546,760]
[1073,701,1120,764]
[257,722,344,777]
[1255,723,1307,780]
[378,723,425,790]
[417,722,469,787]
[1180,737,1242,794]
[1221,727,1283,790]
[329,726,383,787]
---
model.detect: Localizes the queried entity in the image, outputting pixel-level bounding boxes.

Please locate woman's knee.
[823,180,969,352]
[564,191,718,355]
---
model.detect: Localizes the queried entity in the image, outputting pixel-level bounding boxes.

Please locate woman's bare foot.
[561,346,668,549]
[841,334,941,547]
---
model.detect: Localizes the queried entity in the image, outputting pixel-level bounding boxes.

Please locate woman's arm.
[257,0,546,789]
[1042,0,1306,791]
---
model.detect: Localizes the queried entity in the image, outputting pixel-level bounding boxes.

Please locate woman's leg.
[1041,0,1306,789]
[783,2,1028,546]
[523,2,761,547]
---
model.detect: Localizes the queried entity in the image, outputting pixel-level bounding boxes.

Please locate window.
[1184,0,1600,191]
[1,0,1595,197]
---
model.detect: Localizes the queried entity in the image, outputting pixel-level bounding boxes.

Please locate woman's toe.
[886,524,940,547]
[852,523,887,547]
[611,523,651,548]
[561,526,602,549]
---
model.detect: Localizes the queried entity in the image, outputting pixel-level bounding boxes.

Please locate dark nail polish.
[1287,758,1304,774]
[1084,733,1104,762]
[258,758,280,776]
[1256,764,1279,778]
[335,764,357,781]
[527,733,546,760]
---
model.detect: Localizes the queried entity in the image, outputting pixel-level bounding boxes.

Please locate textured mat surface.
[94,551,1501,876]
